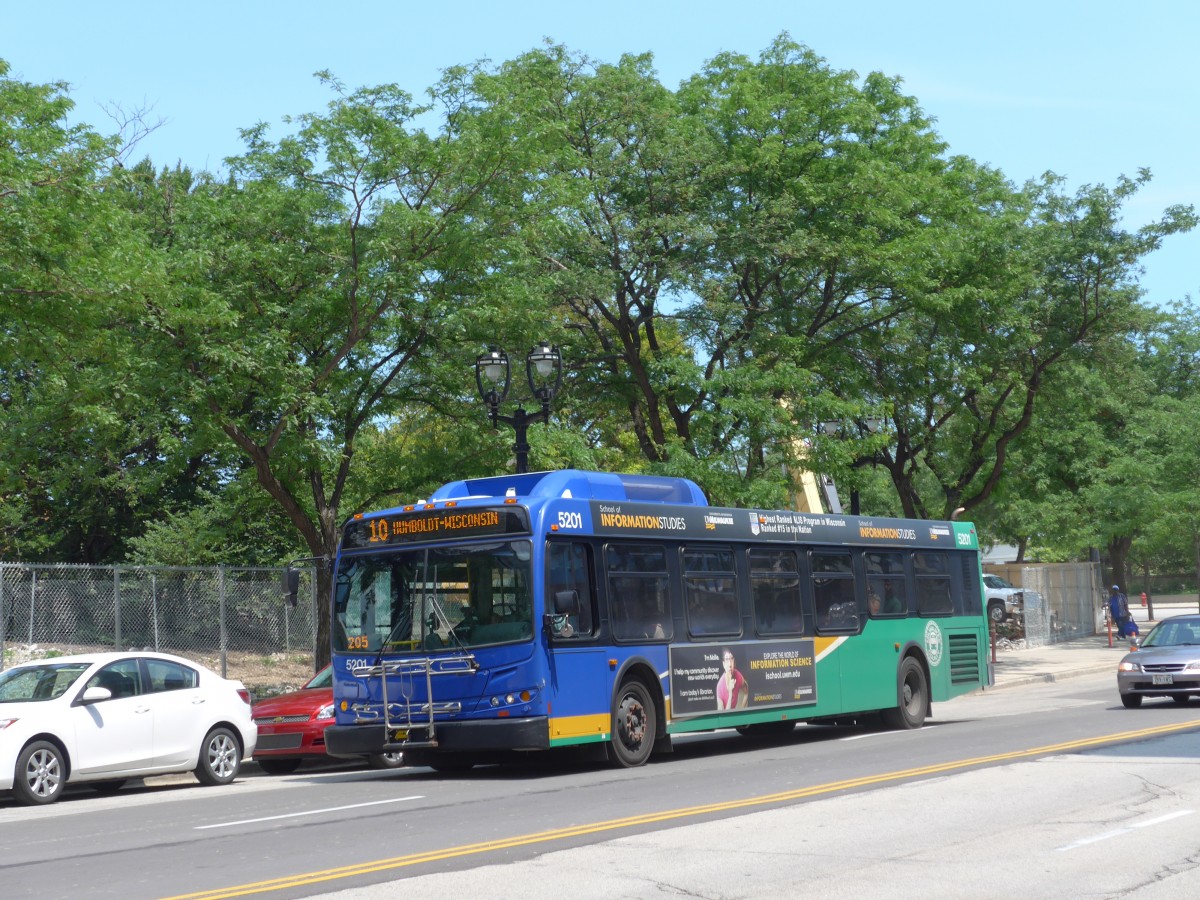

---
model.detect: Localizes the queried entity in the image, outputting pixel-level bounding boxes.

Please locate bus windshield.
[333,540,534,653]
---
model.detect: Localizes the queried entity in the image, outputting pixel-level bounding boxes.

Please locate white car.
[0,651,257,805]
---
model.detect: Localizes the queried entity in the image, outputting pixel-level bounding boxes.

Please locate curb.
[987,662,1115,691]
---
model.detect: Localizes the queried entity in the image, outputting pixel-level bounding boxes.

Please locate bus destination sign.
[342,507,530,548]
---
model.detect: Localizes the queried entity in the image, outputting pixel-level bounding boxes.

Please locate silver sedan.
[1117,614,1200,708]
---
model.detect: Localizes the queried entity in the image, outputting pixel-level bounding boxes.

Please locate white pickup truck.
[984,574,1024,624]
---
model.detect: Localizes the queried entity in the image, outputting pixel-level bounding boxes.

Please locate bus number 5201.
[557,511,584,530]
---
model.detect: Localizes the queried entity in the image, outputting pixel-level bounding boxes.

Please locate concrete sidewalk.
[989,600,1200,691]
[988,635,1126,690]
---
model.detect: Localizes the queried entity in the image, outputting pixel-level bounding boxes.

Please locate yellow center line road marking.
[163,719,1200,900]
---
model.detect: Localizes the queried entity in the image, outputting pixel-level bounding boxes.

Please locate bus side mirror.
[552,589,580,615]
[544,589,581,638]
[282,567,300,608]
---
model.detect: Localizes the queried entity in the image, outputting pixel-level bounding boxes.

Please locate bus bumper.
[325,717,549,758]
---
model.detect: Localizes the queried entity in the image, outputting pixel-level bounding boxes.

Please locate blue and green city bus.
[323,469,990,769]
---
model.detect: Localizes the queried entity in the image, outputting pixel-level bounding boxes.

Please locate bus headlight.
[490,688,536,707]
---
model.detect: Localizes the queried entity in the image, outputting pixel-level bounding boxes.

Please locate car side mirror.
[79,686,112,705]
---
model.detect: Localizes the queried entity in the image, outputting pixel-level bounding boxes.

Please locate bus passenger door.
[545,541,609,745]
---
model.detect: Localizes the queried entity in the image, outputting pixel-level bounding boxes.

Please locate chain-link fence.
[1021,562,1104,647]
[0,563,318,690]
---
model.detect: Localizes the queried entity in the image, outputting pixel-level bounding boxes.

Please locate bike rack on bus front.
[349,653,479,748]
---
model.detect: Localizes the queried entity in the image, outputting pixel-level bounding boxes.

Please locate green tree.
[117,72,542,665]
[487,38,975,507]
[0,62,207,561]
[850,172,1194,520]
[976,301,1200,589]
[679,37,973,503]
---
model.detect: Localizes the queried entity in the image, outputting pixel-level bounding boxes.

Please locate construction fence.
[993,561,1106,647]
[0,563,319,686]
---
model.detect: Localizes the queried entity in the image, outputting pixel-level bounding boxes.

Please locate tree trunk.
[315,563,333,671]
[1107,535,1132,591]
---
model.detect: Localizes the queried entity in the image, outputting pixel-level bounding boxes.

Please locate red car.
[251,665,403,775]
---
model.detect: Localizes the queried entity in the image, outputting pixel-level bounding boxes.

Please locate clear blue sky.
[4,1,1197,306]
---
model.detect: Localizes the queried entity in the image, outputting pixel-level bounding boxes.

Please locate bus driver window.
[547,542,594,638]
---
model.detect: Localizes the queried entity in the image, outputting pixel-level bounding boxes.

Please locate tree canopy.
[2,38,1198,650]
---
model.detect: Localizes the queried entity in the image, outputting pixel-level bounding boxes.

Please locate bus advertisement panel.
[669,640,817,717]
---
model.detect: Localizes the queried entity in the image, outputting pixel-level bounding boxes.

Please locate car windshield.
[985,575,1014,589]
[0,662,92,702]
[1141,620,1200,648]
[303,666,333,689]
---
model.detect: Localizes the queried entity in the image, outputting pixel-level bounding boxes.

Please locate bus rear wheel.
[609,680,655,768]
[881,657,927,730]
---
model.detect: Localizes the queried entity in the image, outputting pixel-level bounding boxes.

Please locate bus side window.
[914,551,953,615]
[864,550,907,617]
[606,543,671,642]
[547,542,595,638]
[811,550,857,632]
[749,548,802,635]
[683,546,739,638]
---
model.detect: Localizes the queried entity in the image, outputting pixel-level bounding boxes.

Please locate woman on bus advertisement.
[716,648,749,709]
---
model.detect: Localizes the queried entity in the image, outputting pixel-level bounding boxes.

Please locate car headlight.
[1185,662,1200,673]
[1118,661,1141,672]
[316,703,335,720]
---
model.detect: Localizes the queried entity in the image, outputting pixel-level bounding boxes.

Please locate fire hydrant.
[1140,592,1147,606]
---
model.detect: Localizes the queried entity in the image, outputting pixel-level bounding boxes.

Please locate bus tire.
[881,657,927,730]
[609,679,655,768]
[367,751,405,769]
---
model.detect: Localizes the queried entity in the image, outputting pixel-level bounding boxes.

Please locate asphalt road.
[4,671,1200,899]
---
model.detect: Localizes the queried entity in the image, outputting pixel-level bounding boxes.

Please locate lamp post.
[474,343,563,474]
[819,417,884,516]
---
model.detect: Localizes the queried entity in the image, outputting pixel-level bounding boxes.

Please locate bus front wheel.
[609,680,655,768]
[881,657,927,730]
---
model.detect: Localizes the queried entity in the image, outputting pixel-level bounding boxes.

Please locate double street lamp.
[474,343,563,474]
[819,417,885,516]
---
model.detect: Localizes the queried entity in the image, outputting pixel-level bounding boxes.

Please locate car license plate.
[391,729,409,741]
[1152,674,1174,685]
